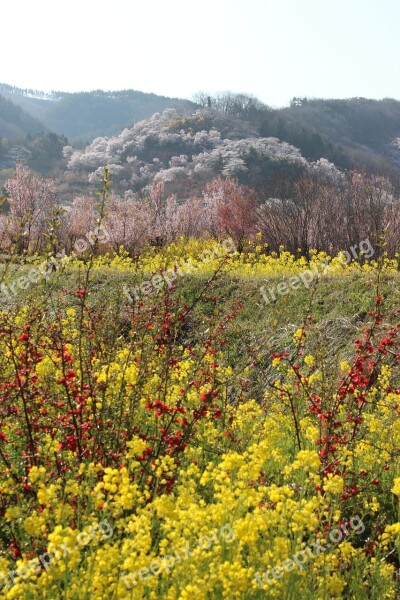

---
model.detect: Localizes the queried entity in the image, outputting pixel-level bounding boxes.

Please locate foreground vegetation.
[0,237,399,599]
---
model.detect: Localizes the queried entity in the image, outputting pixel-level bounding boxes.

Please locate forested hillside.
[2,86,400,196]
[0,94,45,138]
[0,84,195,142]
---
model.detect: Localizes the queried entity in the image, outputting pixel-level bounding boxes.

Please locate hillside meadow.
[0,238,399,599]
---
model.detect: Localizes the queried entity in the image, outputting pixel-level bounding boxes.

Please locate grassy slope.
[2,266,399,394]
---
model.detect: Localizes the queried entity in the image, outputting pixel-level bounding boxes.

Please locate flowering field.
[0,238,400,599]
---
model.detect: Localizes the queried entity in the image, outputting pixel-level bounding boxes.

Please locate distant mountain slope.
[0,93,45,137]
[282,97,400,148]
[3,86,400,188]
[258,97,400,172]
[65,107,343,198]
[192,94,400,176]
[0,84,196,142]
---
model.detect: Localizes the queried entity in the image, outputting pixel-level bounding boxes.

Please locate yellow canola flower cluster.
[0,240,399,599]
[64,237,399,281]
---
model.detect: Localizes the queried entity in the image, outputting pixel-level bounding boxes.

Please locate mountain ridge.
[2,85,400,192]
[0,83,195,142]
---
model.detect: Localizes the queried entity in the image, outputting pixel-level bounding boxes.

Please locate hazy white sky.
[3,0,399,107]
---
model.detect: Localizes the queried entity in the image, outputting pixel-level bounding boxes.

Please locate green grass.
[2,264,399,400]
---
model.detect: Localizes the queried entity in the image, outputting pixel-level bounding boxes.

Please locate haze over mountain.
[1,84,400,193]
[0,93,45,138]
[0,83,195,142]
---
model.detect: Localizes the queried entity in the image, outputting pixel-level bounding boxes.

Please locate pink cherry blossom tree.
[5,164,58,254]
